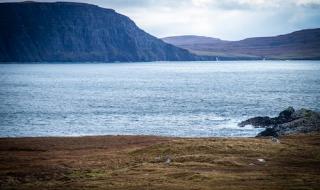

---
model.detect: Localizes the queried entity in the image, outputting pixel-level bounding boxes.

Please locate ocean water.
[0,61,319,137]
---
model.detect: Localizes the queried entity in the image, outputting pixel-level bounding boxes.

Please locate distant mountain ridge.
[0,2,200,62]
[162,29,320,60]
[162,35,222,46]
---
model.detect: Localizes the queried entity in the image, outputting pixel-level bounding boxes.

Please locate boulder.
[256,128,278,137]
[277,106,295,123]
[238,116,274,128]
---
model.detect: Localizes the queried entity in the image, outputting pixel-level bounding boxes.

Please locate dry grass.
[0,134,319,190]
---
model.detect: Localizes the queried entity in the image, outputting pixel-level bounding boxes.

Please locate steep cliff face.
[0,2,198,62]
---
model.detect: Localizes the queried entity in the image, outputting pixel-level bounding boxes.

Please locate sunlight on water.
[0,61,319,137]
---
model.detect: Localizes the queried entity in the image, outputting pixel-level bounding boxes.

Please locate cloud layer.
[2,0,320,40]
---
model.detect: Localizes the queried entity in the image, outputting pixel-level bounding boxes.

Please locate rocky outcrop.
[0,2,201,62]
[238,107,320,137]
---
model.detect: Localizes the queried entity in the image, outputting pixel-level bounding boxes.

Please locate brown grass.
[0,134,319,190]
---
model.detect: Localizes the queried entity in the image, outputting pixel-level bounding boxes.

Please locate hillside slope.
[0,2,199,62]
[163,29,320,60]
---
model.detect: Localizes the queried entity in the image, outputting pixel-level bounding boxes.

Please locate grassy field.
[0,134,320,190]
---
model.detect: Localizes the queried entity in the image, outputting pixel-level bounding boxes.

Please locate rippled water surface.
[0,61,319,137]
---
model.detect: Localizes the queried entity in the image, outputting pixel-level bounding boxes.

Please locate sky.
[2,0,320,40]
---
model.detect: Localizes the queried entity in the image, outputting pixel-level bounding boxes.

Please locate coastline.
[1,134,319,189]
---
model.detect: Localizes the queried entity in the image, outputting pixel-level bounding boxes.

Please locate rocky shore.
[238,107,320,137]
[0,108,319,189]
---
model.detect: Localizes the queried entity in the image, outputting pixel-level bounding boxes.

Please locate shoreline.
[0,134,259,139]
[1,134,319,189]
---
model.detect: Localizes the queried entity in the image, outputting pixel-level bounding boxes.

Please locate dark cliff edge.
[238,107,320,137]
[0,2,203,62]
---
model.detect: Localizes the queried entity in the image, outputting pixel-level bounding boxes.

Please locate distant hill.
[162,29,320,60]
[162,35,222,46]
[0,2,199,62]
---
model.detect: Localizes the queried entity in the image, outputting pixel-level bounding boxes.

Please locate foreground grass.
[0,134,319,190]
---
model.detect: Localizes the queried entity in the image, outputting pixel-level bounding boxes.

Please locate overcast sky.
[2,0,320,40]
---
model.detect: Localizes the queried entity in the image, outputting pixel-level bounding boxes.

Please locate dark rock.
[0,2,201,62]
[238,116,274,128]
[238,107,320,137]
[277,106,295,123]
[292,108,315,119]
[256,128,278,137]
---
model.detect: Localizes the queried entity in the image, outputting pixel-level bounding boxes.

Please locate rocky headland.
[238,107,320,137]
[0,2,201,62]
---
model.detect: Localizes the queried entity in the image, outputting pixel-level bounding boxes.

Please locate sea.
[0,61,319,137]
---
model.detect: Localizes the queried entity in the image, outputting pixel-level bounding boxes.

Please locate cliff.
[0,2,199,62]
